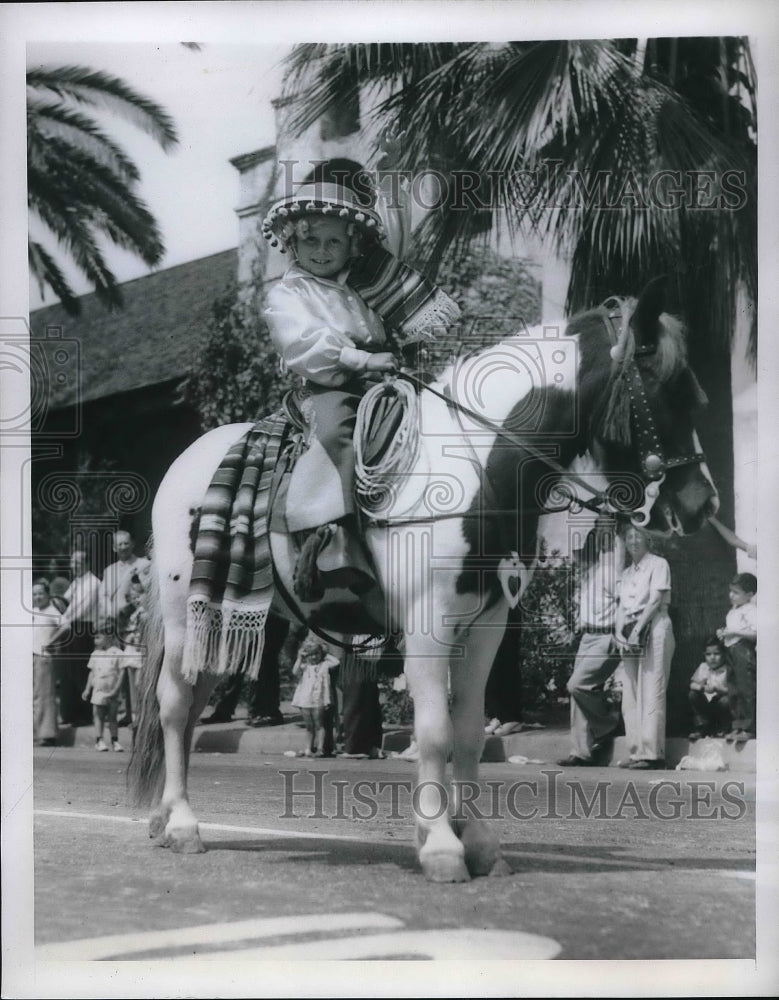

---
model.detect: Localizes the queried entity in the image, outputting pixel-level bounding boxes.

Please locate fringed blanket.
[183,412,289,683]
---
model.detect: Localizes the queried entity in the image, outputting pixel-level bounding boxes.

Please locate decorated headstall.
[599,295,706,528]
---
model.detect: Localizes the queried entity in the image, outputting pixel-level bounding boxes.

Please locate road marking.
[35,809,749,874]
[200,928,561,961]
[36,913,403,961]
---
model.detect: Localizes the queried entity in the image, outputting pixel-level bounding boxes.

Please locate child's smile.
[295,217,351,278]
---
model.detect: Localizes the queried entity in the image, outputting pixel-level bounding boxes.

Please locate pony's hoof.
[420,852,471,883]
[163,829,206,854]
[148,814,166,840]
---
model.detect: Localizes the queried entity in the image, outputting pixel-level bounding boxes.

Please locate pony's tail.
[127,545,166,808]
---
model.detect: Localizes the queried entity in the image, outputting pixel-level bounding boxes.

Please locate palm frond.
[28,241,81,315]
[27,99,141,182]
[27,65,178,150]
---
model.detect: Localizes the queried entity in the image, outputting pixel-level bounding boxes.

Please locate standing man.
[45,548,101,727]
[98,530,150,623]
[557,515,624,767]
[98,530,150,726]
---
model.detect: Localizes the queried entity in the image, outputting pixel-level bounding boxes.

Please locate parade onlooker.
[32,579,61,747]
[483,607,524,737]
[200,613,291,726]
[82,622,125,752]
[45,549,100,727]
[688,636,732,740]
[717,572,757,743]
[291,635,339,757]
[615,525,675,770]
[557,515,624,767]
[45,559,70,612]
[117,573,148,727]
[97,530,151,623]
[338,638,400,759]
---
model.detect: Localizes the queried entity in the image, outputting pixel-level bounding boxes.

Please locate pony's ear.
[630,276,668,353]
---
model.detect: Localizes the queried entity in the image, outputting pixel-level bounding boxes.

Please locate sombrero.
[261,181,386,252]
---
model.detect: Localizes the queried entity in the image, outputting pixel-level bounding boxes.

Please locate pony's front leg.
[155,635,216,853]
[404,633,469,883]
[449,600,512,878]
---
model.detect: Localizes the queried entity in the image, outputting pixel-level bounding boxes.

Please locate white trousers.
[619,612,675,762]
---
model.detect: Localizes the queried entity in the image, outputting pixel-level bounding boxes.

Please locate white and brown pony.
[129,279,718,881]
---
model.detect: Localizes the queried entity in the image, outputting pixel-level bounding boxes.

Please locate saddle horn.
[630,275,668,355]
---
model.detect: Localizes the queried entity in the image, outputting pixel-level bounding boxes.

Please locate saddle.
[271,386,405,636]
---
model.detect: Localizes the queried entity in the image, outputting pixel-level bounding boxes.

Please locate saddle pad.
[184,411,289,682]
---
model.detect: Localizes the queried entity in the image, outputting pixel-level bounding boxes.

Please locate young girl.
[717,572,757,742]
[82,623,125,752]
[261,159,459,598]
[291,635,340,757]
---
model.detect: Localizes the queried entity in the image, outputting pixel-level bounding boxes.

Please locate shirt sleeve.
[264,281,371,387]
[648,556,671,594]
[690,663,707,686]
[740,603,757,638]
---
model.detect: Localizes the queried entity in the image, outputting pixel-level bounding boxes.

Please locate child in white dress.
[291,635,340,757]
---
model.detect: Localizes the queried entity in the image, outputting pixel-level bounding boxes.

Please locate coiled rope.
[354,375,421,512]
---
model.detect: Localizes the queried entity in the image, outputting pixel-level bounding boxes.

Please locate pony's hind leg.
[449,601,512,878]
[156,629,217,853]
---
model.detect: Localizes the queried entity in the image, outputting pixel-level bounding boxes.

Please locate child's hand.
[82,691,89,701]
[365,352,397,373]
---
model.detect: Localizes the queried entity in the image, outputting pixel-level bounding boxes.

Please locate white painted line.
[34,809,411,846]
[200,928,562,961]
[35,809,741,874]
[36,912,404,961]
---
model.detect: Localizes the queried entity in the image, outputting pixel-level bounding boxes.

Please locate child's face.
[294,217,352,278]
[302,644,326,664]
[32,584,50,609]
[704,646,724,668]
[94,633,111,649]
[728,584,752,608]
[128,585,145,608]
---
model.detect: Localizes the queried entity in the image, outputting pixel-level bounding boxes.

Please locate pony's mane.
[565,301,696,449]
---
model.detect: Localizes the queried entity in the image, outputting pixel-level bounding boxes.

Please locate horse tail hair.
[127,542,166,808]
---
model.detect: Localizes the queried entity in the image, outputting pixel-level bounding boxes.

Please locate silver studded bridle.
[600,296,708,527]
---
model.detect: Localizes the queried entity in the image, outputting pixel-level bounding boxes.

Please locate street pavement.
[26,728,762,993]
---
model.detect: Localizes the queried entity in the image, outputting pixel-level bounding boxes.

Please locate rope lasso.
[354,375,421,511]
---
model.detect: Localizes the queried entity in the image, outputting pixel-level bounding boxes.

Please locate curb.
[60,717,756,772]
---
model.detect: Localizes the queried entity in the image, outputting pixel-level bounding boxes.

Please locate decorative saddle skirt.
[184,389,406,682]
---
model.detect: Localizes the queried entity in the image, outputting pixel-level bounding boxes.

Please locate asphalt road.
[28,742,759,975]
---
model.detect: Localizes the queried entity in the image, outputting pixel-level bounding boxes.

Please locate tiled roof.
[30,248,238,409]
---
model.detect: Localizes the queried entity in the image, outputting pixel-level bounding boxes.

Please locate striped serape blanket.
[183,412,288,682]
[348,244,461,344]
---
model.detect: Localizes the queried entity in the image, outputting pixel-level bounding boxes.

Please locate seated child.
[291,634,340,757]
[688,636,731,739]
[262,159,459,600]
[716,572,757,742]
[82,621,125,752]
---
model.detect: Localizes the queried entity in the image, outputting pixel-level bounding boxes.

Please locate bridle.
[599,296,707,527]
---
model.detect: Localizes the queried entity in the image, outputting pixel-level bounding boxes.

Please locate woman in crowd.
[615,525,675,770]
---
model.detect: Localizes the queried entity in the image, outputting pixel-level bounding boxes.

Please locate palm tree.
[282,40,757,731]
[27,64,179,314]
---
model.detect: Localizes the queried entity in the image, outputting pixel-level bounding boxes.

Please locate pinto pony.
[129,280,718,881]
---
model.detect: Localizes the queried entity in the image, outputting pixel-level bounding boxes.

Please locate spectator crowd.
[32,518,757,766]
